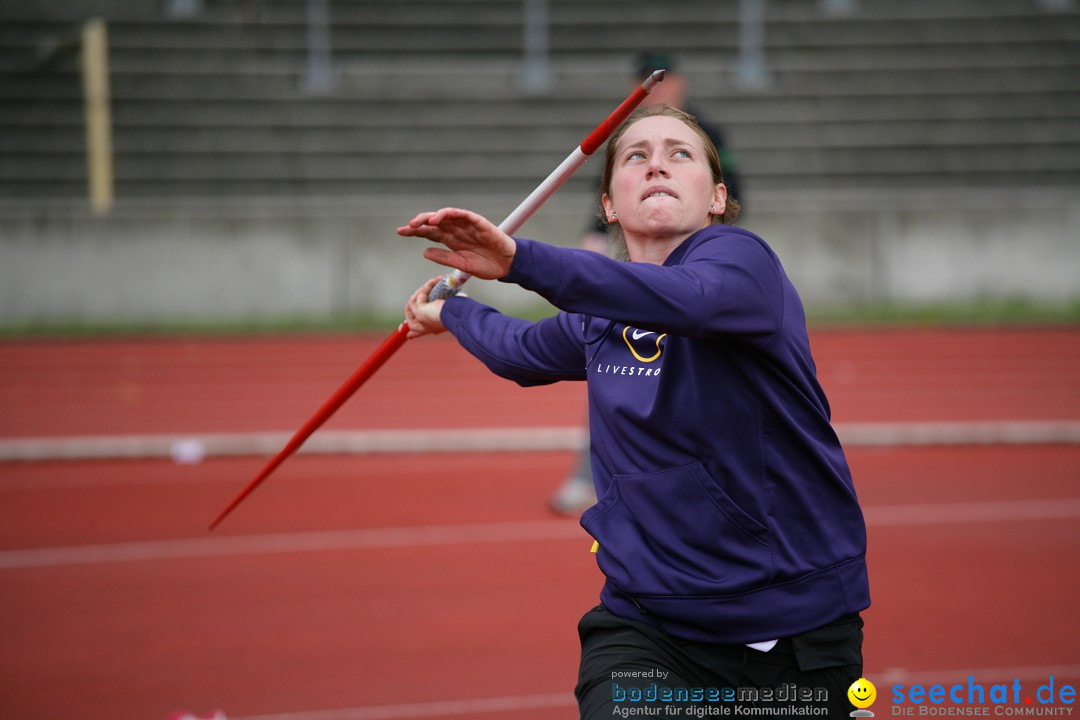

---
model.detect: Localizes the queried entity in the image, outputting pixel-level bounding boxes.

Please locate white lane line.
[226,665,1080,720]
[1,498,1078,571]
[0,427,586,462]
[230,692,575,720]
[0,421,1077,463]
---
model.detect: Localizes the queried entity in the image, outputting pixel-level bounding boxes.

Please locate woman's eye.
[673,149,692,159]
[627,151,646,161]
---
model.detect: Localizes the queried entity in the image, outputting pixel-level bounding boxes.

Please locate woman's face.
[602,115,725,243]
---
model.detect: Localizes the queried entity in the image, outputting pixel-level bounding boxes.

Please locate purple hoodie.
[439,224,870,644]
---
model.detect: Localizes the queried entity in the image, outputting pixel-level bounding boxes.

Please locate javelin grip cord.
[209,70,664,530]
[427,69,664,302]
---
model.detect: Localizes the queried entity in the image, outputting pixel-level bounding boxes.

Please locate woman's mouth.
[642,187,678,201]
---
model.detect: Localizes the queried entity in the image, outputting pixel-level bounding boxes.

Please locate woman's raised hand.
[397,208,516,280]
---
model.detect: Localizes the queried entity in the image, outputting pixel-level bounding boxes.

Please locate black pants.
[575,605,863,719]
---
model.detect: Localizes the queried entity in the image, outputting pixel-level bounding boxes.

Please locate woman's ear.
[710,183,728,217]
[601,193,618,223]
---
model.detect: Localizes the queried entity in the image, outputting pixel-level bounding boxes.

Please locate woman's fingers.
[405,276,440,313]
[397,208,486,244]
[404,276,447,339]
[397,208,462,236]
[396,212,435,237]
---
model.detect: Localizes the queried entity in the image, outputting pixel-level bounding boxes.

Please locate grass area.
[804,297,1080,328]
[2,298,1078,340]
[0,312,409,340]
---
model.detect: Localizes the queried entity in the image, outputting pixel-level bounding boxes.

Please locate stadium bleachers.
[2,0,1078,202]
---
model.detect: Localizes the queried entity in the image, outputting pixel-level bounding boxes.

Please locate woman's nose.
[646,155,669,177]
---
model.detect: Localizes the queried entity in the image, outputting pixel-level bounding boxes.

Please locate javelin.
[209,69,666,530]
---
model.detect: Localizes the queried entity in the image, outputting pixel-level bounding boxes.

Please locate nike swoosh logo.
[631,329,655,340]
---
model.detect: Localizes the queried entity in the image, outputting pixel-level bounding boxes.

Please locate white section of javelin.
[231,692,575,720]
[499,145,590,235]
[2,498,1079,571]
[226,664,1080,720]
[1,420,1079,463]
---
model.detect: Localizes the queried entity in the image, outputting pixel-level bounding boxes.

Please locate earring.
[610,212,618,220]
[709,204,716,213]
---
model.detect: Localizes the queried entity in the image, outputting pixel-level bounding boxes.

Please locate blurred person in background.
[399,104,866,719]
[549,50,745,515]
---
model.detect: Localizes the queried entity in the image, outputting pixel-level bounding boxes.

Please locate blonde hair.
[597,104,741,240]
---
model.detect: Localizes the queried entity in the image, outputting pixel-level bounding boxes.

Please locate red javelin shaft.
[208,324,407,530]
[209,69,665,530]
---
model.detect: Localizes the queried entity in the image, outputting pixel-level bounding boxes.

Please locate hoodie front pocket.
[583,462,772,597]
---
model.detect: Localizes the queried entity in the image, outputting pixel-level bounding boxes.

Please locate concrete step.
[6,51,1077,102]
[6,162,1077,200]
[172,0,1072,26]
[8,140,1073,187]
[9,7,1076,55]
[5,86,1074,127]
[6,117,1077,157]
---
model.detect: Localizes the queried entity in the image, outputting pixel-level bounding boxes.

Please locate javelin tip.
[643,69,666,92]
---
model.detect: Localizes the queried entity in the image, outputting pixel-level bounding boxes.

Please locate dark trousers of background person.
[575,605,863,719]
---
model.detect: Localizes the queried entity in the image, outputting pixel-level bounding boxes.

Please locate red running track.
[1,328,1077,439]
[0,328,1078,719]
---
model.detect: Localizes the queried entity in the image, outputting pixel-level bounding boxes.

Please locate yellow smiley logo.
[847,678,877,709]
